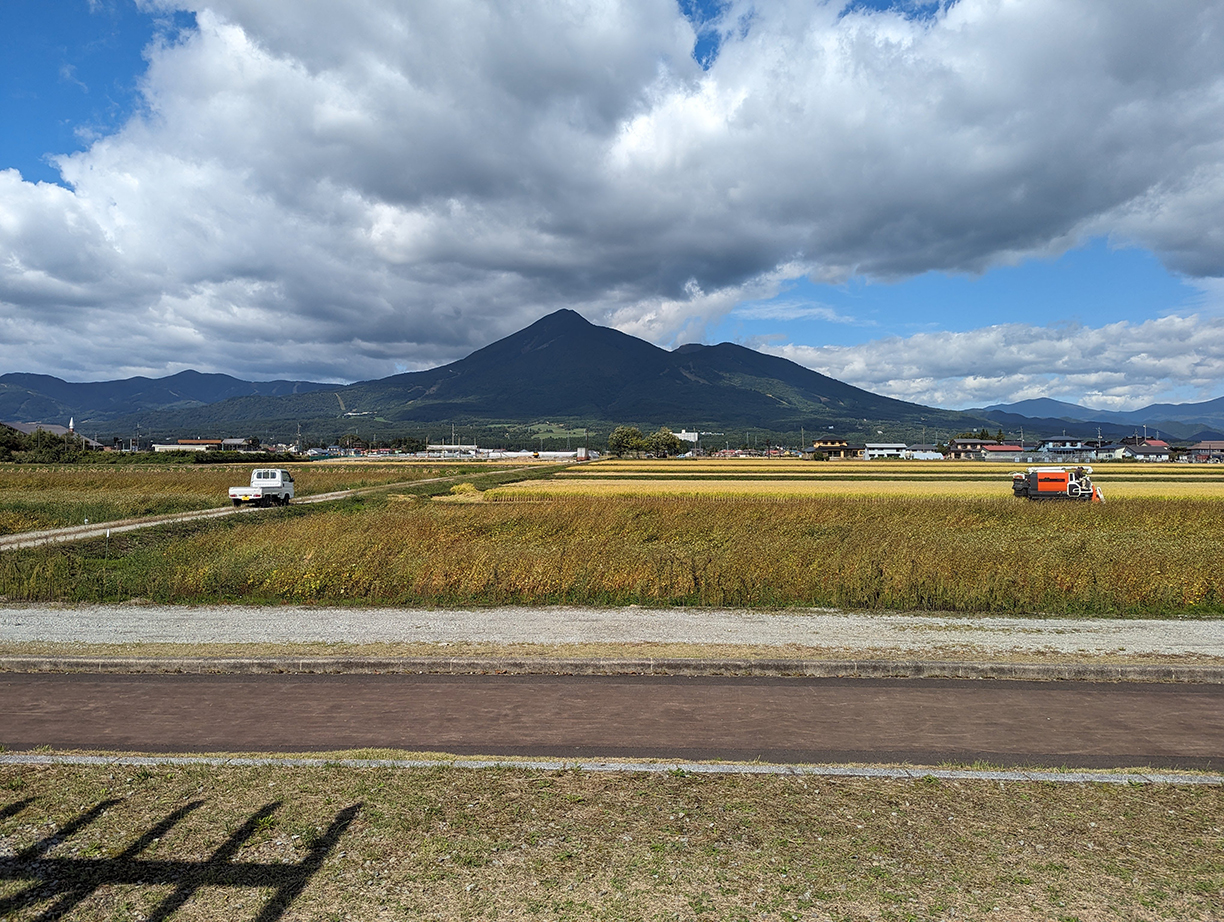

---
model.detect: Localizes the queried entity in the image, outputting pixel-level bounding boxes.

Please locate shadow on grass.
[0,797,360,920]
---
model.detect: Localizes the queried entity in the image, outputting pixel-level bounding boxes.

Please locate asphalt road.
[3,673,1222,770]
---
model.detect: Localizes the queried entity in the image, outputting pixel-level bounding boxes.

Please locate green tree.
[608,426,646,456]
[646,427,683,458]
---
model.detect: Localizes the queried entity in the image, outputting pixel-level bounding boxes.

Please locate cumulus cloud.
[1,0,1223,390]
[767,314,1224,410]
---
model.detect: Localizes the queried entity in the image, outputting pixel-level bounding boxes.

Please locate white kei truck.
[229,468,295,507]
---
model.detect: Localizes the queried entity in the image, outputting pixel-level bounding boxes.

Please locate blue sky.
[0,1,192,185]
[2,1,1223,410]
[711,240,1201,348]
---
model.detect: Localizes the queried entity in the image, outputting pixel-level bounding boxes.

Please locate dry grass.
[0,762,1221,920]
[0,640,1221,671]
[0,463,508,535]
[4,493,1224,616]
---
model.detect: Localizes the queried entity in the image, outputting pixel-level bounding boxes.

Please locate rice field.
[6,491,1224,615]
[0,462,510,535]
[493,458,1224,499]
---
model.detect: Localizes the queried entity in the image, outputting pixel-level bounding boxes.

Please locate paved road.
[3,673,1221,770]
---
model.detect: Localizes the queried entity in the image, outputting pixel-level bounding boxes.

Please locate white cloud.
[733,300,863,324]
[1,0,1224,386]
[767,314,1224,409]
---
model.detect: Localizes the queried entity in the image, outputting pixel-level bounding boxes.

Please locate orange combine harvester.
[1011,466,1105,502]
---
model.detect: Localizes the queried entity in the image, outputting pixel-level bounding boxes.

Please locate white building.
[864,442,908,460]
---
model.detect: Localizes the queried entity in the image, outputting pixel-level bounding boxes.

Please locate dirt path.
[0,468,534,551]
[3,673,1222,770]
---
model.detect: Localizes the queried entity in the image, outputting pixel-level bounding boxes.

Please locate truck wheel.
[232,499,241,507]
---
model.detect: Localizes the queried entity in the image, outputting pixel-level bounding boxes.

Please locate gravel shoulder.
[2,604,1223,664]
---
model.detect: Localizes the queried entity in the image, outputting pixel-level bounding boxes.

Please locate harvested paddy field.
[1,761,1221,921]
[0,462,514,536]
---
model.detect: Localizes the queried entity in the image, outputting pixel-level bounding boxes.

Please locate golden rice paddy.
[493,459,1224,499]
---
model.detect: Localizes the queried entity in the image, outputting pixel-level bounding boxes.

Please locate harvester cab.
[1011,466,1105,503]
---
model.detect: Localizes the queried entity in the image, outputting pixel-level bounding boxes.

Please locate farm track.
[3,672,1222,770]
[0,468,534,551]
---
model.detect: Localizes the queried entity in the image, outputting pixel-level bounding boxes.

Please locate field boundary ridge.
[1,752,1221,785]
[2,654,1222,683]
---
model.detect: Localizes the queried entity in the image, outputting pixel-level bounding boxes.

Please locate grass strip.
[1,760,1221,920]
[0,641,1222,672]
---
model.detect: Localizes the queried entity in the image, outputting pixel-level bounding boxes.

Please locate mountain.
[16,309,1220,445]
[0,370,333,427]
[82,309,993,441]
[982,398,1094,421]
[978,395,1224,439]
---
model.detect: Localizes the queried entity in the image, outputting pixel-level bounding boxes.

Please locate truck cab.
[229,468,295,507]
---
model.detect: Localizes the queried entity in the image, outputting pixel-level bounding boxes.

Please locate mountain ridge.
[5,309,1224,443]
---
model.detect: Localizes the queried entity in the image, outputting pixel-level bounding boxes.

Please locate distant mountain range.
[0,371,331,425]
[3,310,1222,443]
[973,396,1224,441]
[3,310,986,442]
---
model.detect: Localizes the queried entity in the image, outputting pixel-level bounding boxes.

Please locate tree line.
[607,426,684,457]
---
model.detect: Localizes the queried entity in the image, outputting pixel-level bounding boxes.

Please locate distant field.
[0,462,507,536]
[498,458,1224,499]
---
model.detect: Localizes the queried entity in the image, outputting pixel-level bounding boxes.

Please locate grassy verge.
[3,494,1224,616]
[1,761,1221,920]
[0,641,1221,671]
[0,462,522,536]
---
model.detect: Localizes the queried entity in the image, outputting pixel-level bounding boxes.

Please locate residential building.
[1121,444,1170,462]
[903,444,945,460]
[1186,440,1224,462]
[980,443,1025,461]
[811,437,861,459]
[947,437,997,460]
[864,442,907,460]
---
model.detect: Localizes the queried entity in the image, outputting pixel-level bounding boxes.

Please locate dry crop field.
[490,458,1224,499]
[0,462,509,536]
[1,762,1221,921]
[5,485,1224,615]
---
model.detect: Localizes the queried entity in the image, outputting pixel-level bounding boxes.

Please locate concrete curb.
[2,655,1223,683]
[2,753,1221,784]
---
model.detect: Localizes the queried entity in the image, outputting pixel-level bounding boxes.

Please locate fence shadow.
[0,796,361,921]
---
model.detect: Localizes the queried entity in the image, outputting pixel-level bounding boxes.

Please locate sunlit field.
[0,462,513,535]
[6,490,1224,615]
[493,458,1224,499]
